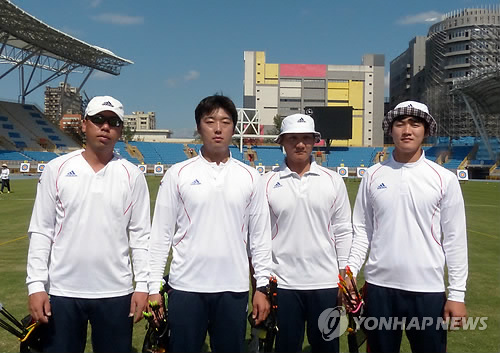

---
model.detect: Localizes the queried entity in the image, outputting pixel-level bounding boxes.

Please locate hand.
[252,291,270,325]
[129,292,149,323]
[443,300,467,330]
[337,269,346,306]
[342,276,359,311]
[147,293,164,322]
[28,292,51,324]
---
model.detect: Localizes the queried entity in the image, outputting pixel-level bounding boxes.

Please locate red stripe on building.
[280,64,326,77]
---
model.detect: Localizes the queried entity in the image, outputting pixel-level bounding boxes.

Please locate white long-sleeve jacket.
[26,150,151,298]
[261,160,353,290]
[348,151,468,302]
[148,152,272,294]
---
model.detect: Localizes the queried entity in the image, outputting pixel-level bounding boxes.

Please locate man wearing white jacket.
[148,95,272,353]
[26,96,151,352]
[347,101,468,353]
[261,114,353,353]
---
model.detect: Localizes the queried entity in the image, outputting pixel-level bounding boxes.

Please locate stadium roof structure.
[451,66,500,159]
[452,66,500,114]
[0,0,133,102]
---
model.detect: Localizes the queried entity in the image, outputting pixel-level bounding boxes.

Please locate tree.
[122,125,135,142]
[270,114,284,135]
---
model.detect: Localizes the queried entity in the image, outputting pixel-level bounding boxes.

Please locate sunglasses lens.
[90,115,105,124]
[89,115,122,127]
[109,118,122,127]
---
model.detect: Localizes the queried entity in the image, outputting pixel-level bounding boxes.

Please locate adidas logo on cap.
[297,117,306,123]
[102,101,114,107]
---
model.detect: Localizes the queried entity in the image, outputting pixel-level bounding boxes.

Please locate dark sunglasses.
[87,114,123,127]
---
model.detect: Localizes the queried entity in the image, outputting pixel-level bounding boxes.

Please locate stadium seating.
[0,101,79,151]
[22,151,60,162]
[474,138,500,164]
[423,145,447,162]
[252,146,283,166]
[229,145,246,161]
[325,147,381,168]
[0,150,30,161]
[442,145,473,169]
[114,141,141,164]
[130,141,187,165]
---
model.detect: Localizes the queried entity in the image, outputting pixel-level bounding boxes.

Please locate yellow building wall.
[264,63,278,85]
[265,64,278,78]
[348,81,364,110]
[328,89,348,101]
[327,82,349,104]
[353,109,363,116]
[323,81,365,146]
[328,82,349,89]
[255,51,266,84]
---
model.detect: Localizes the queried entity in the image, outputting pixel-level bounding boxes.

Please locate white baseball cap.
[84,96,124,121]
[275,114,321,143]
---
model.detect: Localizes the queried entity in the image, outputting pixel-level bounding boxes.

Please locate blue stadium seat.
[252,146,283,166]
[0,150,30,161]
[114,141,140,164]
[1,100,80,150]
[22,151,60,162]
[325,147,379,168]
[8,132,21,138]
[14,141,27,148]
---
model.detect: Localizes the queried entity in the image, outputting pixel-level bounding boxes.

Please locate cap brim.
[85,108,124,121]
[275,132,321,144]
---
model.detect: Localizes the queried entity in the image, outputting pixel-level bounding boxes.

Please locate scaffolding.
[424,9,500,143]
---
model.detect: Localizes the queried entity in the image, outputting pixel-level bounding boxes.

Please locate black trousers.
[1,179,10,192]
[42,294,133,353]
[167,290,248,353]
[275,288,340,353]
[363,282,447,353]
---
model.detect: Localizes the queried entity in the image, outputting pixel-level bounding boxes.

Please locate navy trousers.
[42,294,133,353]
[363,282,447,353]
[167,290,248,353]
[275,288,340,353]
[1,179,10,192]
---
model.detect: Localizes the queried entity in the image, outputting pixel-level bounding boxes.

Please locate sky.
[1,0,499,138]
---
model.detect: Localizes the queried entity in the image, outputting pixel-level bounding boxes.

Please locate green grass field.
[0,176,499,352]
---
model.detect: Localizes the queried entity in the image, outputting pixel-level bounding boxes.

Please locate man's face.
[82,110,122,153]
[391,116,427,155]
[281,133,315,165]
[197,108,234,153]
